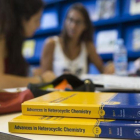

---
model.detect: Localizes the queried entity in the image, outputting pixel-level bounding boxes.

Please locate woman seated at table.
[39,3,114,78]
[0,0,55,88]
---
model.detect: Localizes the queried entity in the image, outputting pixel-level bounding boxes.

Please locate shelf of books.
[23,0,140,74]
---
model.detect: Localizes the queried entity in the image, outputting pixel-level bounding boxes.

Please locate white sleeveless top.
[53,36,88,77]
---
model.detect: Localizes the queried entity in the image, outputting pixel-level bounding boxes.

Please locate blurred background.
[22,0,140,76]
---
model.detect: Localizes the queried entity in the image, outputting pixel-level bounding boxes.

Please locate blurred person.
[40,3,114,77]
[0,0,55,88]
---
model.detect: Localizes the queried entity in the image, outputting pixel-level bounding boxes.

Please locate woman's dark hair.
[0,0,44,76]
[61,3,94,47]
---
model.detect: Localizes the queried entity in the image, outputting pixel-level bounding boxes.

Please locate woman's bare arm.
[0,46,55,89]
[86,42,104,73]
[86,42,115,74]
[41,38,55,73]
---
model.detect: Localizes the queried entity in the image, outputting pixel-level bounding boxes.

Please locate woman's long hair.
[0,0,43,76]
[61,3,94,47]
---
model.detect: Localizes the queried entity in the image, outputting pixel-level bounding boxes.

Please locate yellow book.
[9,115,140,139]
[22,91,140,120]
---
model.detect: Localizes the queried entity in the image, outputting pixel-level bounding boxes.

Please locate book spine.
[104,106,140,120]
[22,105,140,120]
[22,105,101,118]
[9,121,140,139]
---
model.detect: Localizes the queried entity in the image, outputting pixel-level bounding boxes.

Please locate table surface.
[0,112,129,140]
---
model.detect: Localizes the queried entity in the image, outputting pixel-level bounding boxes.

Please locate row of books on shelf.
[37,0,140,33]
[9,91,140,139]
[88,0,140,17]
[23,27,140,63]
[96,27,140,54]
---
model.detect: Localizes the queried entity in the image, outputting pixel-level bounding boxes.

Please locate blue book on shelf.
[23,38,46,63]
[125,25,140,58]
[35,7,59,36]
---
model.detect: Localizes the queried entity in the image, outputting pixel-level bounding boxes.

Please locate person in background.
[40,3,114,78]
[0,0,55,88]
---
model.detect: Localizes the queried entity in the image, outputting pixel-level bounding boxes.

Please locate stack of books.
[9,91,140,139]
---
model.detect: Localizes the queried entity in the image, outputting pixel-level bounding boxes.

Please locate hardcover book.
[22,91,140,120]
[9,115,140,139]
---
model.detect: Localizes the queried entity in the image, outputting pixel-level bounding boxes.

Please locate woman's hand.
[103,61,115,74]
[41,71,56,83]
